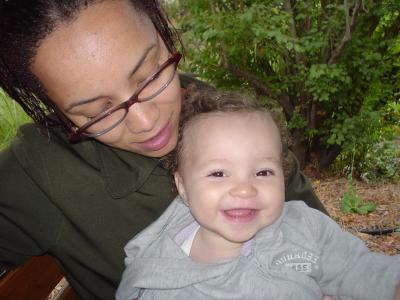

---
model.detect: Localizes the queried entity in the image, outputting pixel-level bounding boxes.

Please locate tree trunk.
[319,144,342,169]
[291,128,307,168]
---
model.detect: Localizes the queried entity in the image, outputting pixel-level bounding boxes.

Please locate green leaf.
[340,200,352,213]
[355,203,376,215]
[363,202,377,212]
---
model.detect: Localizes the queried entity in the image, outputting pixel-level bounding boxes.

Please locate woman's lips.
[136,122,172,152]
[222,209,259,223]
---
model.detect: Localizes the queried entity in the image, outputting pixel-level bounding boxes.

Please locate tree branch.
[283,0,299,40]
[328,0,362,65]
[220,54,294,118]
[283,0,302,64]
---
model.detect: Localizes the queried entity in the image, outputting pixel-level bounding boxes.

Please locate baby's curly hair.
[161,86,293,183]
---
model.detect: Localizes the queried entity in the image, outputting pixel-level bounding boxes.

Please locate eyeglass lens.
[83,59,177,137]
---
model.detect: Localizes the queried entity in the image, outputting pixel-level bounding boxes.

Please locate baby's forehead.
[191,109,269,123]
[181,110,281,153]
[177,110,283,169]
[185,110,274,133]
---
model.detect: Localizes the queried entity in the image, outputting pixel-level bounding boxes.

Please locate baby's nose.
[229,181,258,198]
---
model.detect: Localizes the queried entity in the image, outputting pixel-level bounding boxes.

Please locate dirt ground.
[306,171,400,255]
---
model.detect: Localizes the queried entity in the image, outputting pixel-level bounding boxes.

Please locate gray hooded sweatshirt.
[116,199,400,300]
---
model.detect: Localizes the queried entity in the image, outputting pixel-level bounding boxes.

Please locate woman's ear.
[174,172,188,205]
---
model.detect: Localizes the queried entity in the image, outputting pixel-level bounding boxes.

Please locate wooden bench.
[0,255,77,300]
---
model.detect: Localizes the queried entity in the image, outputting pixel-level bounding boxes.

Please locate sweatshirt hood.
[116,198,286,300]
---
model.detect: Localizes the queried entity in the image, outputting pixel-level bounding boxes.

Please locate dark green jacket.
[0,75,326,299]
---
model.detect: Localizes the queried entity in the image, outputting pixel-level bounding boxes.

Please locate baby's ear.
[174,172,188,205]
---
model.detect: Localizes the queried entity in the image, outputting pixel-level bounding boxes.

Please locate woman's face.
[31,0,182,157]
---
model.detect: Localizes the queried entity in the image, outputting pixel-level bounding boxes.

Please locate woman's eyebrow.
[66,43,157,113]
[128,43,157,78]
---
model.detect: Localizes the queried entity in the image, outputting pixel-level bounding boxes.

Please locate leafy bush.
[166,0,400,169]
[360,142,400,182]
[330,99,399,181]
[332,140,400,182]
[0,91,31,149]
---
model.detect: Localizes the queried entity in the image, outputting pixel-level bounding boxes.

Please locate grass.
[0,90,32,149]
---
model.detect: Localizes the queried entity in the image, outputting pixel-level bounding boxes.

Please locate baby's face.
[175,111,285,248]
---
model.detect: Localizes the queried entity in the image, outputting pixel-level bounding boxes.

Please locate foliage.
[0,91,31,149]
[166,0,400,170]
[339,148,377,214]
[340,174,376,214]
[330,99,399,180]
[360,141,400,182]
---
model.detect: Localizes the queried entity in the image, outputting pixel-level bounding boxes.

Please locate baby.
[117,89,400,300]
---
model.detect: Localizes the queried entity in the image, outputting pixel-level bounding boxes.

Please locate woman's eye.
[104,101,113,110]
[256,169,274,177]
[136,64,161,88]
[154,63,161,73]
[149,63,163,80]
[208,171,225,177]
[86,101,113,121]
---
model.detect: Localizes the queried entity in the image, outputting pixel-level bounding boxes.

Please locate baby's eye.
[256,169,274,177]
[207,171,225,178]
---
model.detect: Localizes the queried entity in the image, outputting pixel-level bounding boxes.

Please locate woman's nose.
[229,181,258,198]
[123,101,160,134]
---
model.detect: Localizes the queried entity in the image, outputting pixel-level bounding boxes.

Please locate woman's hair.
[162,86,292,182]
[0,0,180,128]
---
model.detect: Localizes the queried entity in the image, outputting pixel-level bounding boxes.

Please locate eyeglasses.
[58,52,182,143]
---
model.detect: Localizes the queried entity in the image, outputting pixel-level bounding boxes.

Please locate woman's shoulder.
[12,122,69,149]
[6,123,98,174]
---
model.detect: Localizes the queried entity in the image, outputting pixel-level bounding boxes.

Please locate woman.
[0,1,326,299]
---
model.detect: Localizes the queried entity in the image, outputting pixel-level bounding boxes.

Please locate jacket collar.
[94,142,162,199]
